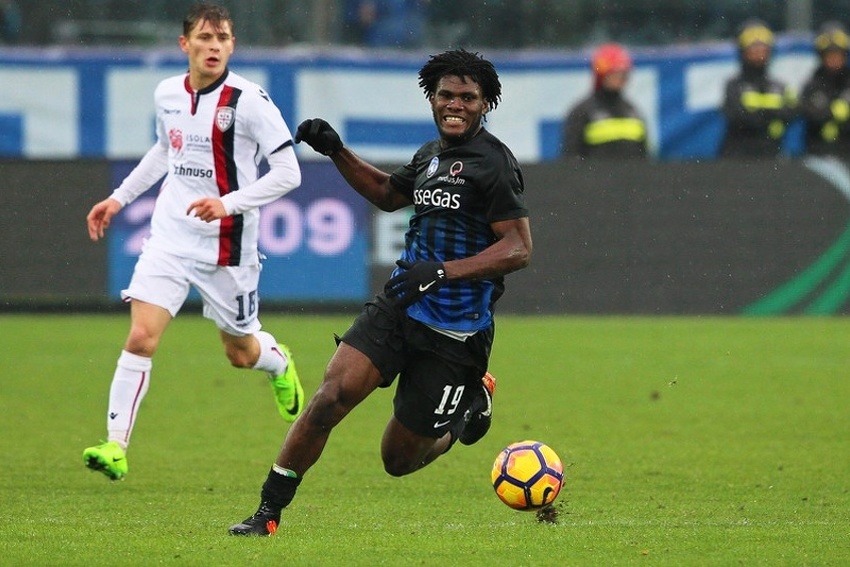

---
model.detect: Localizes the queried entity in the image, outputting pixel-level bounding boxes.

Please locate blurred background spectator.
[6,0,850,49]
[799,21,850,156]
[718,19,798,158]
[0,0,21,44]
[341,0,427,48]
[562,43,649,159]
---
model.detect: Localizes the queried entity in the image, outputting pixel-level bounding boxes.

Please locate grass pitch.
[1,313,848,566]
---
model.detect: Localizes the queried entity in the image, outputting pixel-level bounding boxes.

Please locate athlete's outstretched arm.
[329,147,411,212]
[188,146,302,222]
[87,143,168,241]
[295,118,411,212]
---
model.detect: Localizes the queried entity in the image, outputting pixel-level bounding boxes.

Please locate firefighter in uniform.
[800,21,850,157]
[562,43,648,159]
[719,20,797,158]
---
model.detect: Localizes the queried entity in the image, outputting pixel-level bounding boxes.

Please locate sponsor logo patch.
[168,128,183,152]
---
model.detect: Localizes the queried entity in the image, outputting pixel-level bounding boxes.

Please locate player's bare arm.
[443,217,532,281]
[186,197,227,222]
[86,197,123,241]
[295,118,411,212]
[330,147,412,212]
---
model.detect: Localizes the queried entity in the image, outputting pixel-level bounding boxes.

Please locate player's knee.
[382,440,444,477]
[381,438,426,477]
[125,327,159,357]
[303,382,349,430]
[382,453,417,477]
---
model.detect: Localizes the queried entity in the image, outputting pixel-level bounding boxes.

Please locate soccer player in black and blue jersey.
[230,49,532,536]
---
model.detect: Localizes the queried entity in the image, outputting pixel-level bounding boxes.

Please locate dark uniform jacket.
[800,65,850,156]
[562,89,648,159]
[720,65,796,158]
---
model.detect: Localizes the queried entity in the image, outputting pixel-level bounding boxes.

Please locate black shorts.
[340,293,494,438]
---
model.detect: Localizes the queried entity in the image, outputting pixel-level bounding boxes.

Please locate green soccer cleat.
[83,440,128,480]
[270,344,304,422]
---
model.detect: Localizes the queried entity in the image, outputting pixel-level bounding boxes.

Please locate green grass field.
[1,314,848,566]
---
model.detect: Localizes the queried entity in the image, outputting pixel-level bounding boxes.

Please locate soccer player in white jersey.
[82,3,304,481]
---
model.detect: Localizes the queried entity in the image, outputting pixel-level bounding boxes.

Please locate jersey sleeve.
[152,79,172,151]
[245,85,293,157]
[389,142,433,200]
[110,81,171,205]
[480,144,528,223]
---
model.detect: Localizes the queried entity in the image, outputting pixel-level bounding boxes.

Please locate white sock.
[106,350,152,450]
[252,330,287,377]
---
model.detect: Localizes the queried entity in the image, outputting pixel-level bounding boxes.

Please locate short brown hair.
[183,3,233,37]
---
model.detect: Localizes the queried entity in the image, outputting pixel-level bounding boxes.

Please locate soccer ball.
[491,440,564,510]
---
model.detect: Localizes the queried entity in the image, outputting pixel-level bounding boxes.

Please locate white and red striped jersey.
[118,69,298,267]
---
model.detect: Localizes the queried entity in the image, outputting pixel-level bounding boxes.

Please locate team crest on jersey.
[426,156,439,178]
[215,106,235,132]
[449,161,463,176]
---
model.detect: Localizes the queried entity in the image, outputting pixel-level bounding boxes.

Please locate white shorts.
[122,245,263,336]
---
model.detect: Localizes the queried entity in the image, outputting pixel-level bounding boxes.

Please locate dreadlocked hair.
[418,49,502,111]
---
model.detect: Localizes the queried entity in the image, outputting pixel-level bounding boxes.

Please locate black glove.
[294,118,343,156]
[384,260,446,309]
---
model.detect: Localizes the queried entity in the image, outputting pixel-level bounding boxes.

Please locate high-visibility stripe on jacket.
[584,117,647,145]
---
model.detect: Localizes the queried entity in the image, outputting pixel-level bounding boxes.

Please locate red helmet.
[592,43,632,89]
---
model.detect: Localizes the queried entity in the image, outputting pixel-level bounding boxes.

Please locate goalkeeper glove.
[294,118,343,156]
[384,260,446,309]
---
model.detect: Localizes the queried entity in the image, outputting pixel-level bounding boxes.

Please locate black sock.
[261,467,302,513]
[444,421,464,454]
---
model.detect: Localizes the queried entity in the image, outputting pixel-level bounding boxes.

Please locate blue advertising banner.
[107,161,369,302]
[0,38,820,163]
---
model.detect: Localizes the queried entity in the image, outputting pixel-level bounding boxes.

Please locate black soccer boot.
[228,502,281,536]
[459,372,496,446]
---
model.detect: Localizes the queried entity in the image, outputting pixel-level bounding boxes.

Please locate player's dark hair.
[184,3,233,37]
[418,49,502,111]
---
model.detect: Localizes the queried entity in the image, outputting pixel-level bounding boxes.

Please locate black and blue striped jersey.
[388,128,528,332]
